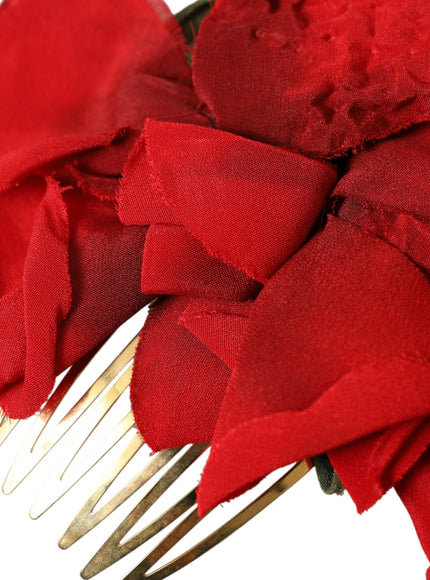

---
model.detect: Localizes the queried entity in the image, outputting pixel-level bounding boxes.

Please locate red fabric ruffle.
[197,215,430,513]
[0,0,199,417]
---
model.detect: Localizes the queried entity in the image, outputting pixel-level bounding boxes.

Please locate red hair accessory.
[1,0,430,576]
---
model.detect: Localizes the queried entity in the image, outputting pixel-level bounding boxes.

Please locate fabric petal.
[197,216,430,514]
[332,125,430,275]
[118,129,181,225]
[333,123,430,219]
[336,199,430,275]
[130,296,231,450]
[0,0,189,153]
[193,0,430,157]
[198,357,430,515]
[55,191,150,374]
[0,130,126,193]
[0,177,46,296]
[0,0,196,190]
[329,418,430,512]
[0,178,71,416]
[0,186,150,416]
[143,119,337,282]
[179,298,253,368]
[141,225,260,300]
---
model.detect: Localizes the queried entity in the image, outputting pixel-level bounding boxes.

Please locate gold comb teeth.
[0,309,312,580]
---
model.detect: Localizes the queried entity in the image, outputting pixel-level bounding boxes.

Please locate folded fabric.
[119,119,337,448]
[0,0,201,417]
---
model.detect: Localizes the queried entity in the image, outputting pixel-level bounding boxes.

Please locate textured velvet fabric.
[2,0,430,575]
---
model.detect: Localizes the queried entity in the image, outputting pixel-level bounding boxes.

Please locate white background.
[0,1,428,578]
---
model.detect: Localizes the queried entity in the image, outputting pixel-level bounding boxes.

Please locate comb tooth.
[34,335,138,453]
[61,411,136,484]
[56,365,134,478]
[80,444,208,578]
[0,320,314,580]
[59,444,182,549]
[123,460,312,580]
[81,491,198,580]
[1,358,92,493]
[30,411,139,520]
[128,506,200,580]
[31,345,100,453]
[24,366,133,515]
[0,413,18,446]
[2,335,138,495]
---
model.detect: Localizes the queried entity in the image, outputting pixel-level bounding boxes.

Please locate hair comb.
[0,309,312,580]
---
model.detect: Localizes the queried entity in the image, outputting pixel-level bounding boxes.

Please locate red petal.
[193,0,430,157]
[141,225,260,300]
[0,177,45,295]
[332,125,430,274]
[179,298,252,368]
[0,178,71,416]
[130,296,231,450]
[144,119,337,282]
[0,185,150,417]
[0,130,123,193]
[0,0,192,185]
[334,123,430,219]
[55,192,150,373]
[197,216,430,514]
[396,449,430,579]
[329,418,430,512]
[337,200,430,275]
[118,131,183,226]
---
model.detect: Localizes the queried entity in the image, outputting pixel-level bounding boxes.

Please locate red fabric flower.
[116,1,430,575]
[3,0,430,577]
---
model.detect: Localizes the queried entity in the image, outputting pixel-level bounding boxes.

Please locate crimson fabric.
[121,119,337,282]
[115,3,430,574]
[193,0,430,157]
[141,225,260,300]
[333,124,430,218]
[119,116,336,453]
[329,419,430,512]
[180,299,253,368]
[397,449,430,580]
[324,125,430,516]
[4,0,430,576]
[0,180,149,417]
[0,0,202,417]
[0,0,191,173]
[197,216,430,514]
[130,295,252,450]
[130,296,232,449]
